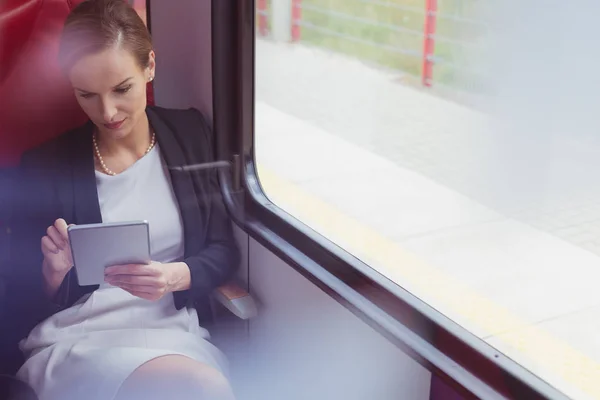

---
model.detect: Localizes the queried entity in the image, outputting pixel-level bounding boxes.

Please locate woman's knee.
[176,358,233,399]
[116,355,234,400]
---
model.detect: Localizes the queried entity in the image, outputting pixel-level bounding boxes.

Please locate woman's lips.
[104,119,125,130]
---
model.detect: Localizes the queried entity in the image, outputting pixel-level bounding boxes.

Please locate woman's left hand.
[104,261,191,300]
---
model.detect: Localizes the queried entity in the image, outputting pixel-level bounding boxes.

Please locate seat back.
[0,0,89,167]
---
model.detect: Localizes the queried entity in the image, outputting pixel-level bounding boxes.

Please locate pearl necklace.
[93,131,156,176]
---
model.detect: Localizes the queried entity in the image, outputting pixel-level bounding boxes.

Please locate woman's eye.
[79,93,94,99]
[115,85,132,94]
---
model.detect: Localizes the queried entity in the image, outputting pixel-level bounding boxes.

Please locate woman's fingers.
[44,219,70,251]
[105,263,168,301]
[105,274,161,287]
[46,226,65,249]
[41,236,59,254]
[114,283,156,294]
[54,218,69,241]
[105,263,160,276]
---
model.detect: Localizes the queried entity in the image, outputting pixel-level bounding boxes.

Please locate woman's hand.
[41,218,74,298]
[104,261,191,301]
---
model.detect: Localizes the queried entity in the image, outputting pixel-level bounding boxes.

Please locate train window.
[253,1,600,399]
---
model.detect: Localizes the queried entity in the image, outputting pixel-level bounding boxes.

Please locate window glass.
[255,1,600,399]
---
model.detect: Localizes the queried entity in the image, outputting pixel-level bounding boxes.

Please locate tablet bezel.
[67,220,151,286]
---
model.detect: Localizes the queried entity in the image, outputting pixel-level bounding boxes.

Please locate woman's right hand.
[41,218,74,297]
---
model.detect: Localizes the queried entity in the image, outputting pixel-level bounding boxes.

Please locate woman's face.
[68,45,155,140]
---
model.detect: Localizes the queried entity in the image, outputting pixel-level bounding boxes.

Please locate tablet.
[68,220,151,286]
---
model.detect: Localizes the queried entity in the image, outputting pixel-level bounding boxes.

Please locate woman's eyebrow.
[74,77,133,93]
[113,77,133,88]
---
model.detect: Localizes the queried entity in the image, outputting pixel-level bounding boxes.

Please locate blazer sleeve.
[5,148,66,337]
[172,108,241,308]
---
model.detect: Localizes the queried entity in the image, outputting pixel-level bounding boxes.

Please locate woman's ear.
[146,50,156,82]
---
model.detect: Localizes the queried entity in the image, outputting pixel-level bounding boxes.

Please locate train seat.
[0,0,255,380]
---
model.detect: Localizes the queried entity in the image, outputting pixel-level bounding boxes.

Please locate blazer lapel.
[54,141,76,224]
[61,121,103,296]
[147,107,203,256]
[70,121,103,225]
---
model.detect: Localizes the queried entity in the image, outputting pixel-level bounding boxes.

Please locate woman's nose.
[100,98,118,122]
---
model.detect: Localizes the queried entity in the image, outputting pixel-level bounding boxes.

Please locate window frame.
[210,1,568,399]
[144,0,152,36]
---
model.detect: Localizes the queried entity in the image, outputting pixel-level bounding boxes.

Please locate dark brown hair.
[58,0,152,73]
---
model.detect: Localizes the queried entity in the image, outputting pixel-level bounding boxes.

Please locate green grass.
[260,0,487,92]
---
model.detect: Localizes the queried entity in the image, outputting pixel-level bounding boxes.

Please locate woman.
[7,0,239,399]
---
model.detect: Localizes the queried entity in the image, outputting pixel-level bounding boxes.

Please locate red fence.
[257,0,268,37]
[422,0,437,87]
[257,0,485,89]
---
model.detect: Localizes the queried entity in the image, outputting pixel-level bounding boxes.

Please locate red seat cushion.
[0,0,41,83]
[0,0,88,167]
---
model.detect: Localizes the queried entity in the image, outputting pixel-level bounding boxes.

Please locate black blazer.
[5,106,240,340]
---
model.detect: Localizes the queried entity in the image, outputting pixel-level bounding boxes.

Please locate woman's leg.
[114,355,235,400]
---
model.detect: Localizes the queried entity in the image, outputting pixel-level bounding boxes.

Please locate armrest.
[213,282,258,320]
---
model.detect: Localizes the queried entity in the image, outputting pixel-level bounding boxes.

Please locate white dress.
[16,145,228,400]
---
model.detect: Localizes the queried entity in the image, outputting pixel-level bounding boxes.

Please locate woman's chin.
[98,124,130,140]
